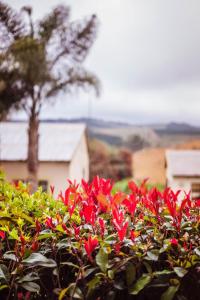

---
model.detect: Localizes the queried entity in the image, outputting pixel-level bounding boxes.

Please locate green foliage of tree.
[0,1,100,188]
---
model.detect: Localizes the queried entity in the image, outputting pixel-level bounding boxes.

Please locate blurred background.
[1,0,200,196]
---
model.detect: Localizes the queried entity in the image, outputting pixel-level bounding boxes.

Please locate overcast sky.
[7,0,200,125]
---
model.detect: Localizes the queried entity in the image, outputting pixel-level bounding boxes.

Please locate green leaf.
[96,248,108,273]
[87,276,101,293]
[173,267,188,278]
[108,269,114,280]
[0,284,8,291]
[170,278,180,286]
[191,254,199,265]
[53,268,59,277]
[84,267,97,278]
[150,283,169,288]
[0,265,10,282]
[129,274,151,295]
[59,287,69,300]
[126,263,136,286]
[55,224,65,233]
[9,228,19,240]
[143,261,152,274]
[21,281,40,293]
[68,285,83,299]
[60,262,79,269]
[71,214,81,225]
[22,253,57,268]
[104,233,117,244]
[184,261,192,268]
[194,247,200,256]
[3,252,18,262]
[37,232,56,240]
[17,272,39,283]
[20,213,34,224]
[181,221,191,229]
[154,270,174,276]
[161,286,179,300]
[182,227,192,231]
[0,216,17,225]
[114,280,125,290]
[59,283,83,300]
[87,276,100,289]
[159,244,170,253]
[56,239,71,249]
[146,250,159,261]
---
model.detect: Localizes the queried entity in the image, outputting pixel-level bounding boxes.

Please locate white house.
[166,150,200,199]
[0,122,89,194]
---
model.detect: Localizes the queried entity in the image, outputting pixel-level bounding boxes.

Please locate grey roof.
[166,150,200,177]
[0,122,86,162]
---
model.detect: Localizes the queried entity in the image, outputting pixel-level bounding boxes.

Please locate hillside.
[12,118,200,151]
[83,118,200,150]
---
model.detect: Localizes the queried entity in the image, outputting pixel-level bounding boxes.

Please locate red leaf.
[50,185,55,195]
[170,238,178,246]
[84,236,99,259]
[0,231,5,240]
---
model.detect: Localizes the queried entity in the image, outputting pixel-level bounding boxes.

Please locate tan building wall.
[0,161,70,195]
[68,133,89,183]
[133,148,166,185]
[0,131,90,195]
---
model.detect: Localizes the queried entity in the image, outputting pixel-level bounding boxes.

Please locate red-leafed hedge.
[0,175,199,300]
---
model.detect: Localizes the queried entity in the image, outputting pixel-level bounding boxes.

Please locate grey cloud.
[85,0,200,90]
[8,0,200,89]
[6,0,200,124]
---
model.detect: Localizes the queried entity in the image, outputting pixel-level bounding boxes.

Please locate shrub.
[89,139,132,181]
[0,174,199,299]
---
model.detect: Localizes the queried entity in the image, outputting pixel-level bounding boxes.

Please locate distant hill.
[41,117,133,129]
[42,118,200,133]
[153,122,200,134]
[41,118,155,150]
[12,117,200,133]
[9,118,200,151]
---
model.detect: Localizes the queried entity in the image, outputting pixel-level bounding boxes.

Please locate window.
[192,182,200,200]
[38,180,48,192]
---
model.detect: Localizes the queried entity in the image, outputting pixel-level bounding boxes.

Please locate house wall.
[133,148,166,185]
[167,172,200,200]
[0,161,70,195]
[167,177,189,193]
[0,132,89,193]
[68,133,89,182]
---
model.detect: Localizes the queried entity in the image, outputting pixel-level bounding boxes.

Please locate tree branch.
[0,1,25,40]
[45,68,100,98]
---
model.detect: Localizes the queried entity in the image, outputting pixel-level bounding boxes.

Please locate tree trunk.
[27,115,39,192]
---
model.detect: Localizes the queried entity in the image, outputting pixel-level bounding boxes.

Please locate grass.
[112,178,165,194]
